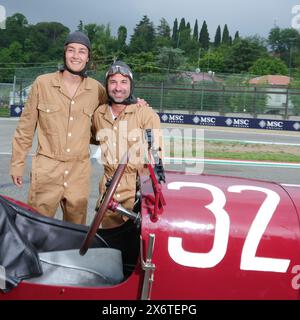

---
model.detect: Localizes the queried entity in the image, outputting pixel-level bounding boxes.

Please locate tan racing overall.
[10,71,107,224]
[92,103,162,228]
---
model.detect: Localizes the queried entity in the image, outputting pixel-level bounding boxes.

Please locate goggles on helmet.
[106,65,133,80]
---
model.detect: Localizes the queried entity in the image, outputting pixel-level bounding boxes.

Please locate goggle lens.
[106,65,133,79]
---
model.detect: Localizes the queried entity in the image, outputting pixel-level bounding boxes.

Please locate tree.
[91,24,117,68]
[171,18,179,47]
[234,31,240,43]
[118,26,127,49]
[0,13,28,49]
[157,18,171,38]
[83,23,99,44]
[199,20,210,50]
[214,25,221,47]
[129,15,156,53]
[156,46,186,72]
[178,18,186,33]
[178,21,192,50]
[199,51,225,72]
[0,41,26,81]
[156,18,172,47]
[222,24,230,45]
[268,27,300,66]
[27,22,69,61]
[224,37,268,73]
[249,57,289,75]
[193,20,199,41]
[77,20,83,32]
[125,52,157,73]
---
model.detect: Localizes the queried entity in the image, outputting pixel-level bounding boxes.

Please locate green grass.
[0,108,9,117]
[166,139,300,163]
[169,150,300,162]
[203,151,300,163]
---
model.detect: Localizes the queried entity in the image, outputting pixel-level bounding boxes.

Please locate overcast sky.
[1,0,299,39]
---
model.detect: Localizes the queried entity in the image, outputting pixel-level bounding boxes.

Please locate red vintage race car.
[0,161,300,300]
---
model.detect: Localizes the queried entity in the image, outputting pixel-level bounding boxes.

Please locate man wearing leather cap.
[10,31,107,224]
[92,60,165,228]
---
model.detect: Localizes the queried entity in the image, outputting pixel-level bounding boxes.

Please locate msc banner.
[159,112,300,132]
[9,107,300,132]
[10,105,24,117]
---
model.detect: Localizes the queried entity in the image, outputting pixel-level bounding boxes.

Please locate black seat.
[0,195,108,292]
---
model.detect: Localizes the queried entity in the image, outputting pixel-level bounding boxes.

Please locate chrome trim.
[140,233,156,300]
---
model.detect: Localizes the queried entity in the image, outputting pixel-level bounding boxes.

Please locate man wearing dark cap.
[93,60,165,228]
[10,31,107,224]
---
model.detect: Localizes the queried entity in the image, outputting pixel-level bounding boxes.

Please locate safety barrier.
[159,112,300,132]
[10,105,300,132]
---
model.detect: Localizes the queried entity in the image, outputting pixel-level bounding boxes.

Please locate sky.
[1,0,299,39]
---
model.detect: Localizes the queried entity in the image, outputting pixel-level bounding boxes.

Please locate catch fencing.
[2,69,300,122]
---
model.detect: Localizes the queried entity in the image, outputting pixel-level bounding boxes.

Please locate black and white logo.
[293,122,300,131]
[225,118,233,126]
[259,120,267,128]
[193,116,200,124]
[161,114,169,122]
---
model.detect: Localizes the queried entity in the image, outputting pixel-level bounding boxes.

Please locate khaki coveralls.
[10,71,107,224]
[92,103,162,228]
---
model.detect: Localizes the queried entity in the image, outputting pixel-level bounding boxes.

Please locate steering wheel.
[79,153,128,256]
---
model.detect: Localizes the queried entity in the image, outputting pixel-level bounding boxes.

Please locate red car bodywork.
[1,171,300,300]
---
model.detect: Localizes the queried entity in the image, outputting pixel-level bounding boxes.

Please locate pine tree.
[157,18,171,38]
[214,25,221,47]
[171,18,179,46]
[186,22,191,32]
[117,25,127,51]
[199,20,210,50]
[193,19,199,41]
[77,20,83,32]
[129,15,155,52]
[179,18,186,32]
[234,31,240,43]
[156,18,171,47]
[222,24,230,45]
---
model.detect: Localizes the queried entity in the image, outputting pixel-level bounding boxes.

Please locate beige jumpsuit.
[92,103,162,228]
[10,71,107,224]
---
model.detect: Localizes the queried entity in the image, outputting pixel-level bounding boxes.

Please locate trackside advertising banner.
[159,113,300,132]
[9,106,300,131]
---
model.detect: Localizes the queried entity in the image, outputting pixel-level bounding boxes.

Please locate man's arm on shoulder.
[90,84,107,145]
[137,97,149,108]
[98,82,108,105]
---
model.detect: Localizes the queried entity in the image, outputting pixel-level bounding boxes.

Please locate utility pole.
[288,38,297,78]
[177,31,180,48]
[198,48,201,69]
[207,48,211,72]
[289,44,293,78]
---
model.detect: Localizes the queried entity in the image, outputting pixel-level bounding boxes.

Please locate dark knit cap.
[64,31,91,51]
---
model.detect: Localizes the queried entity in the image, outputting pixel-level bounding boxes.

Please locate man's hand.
[137,97,149,107]
[11,175,23,188]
